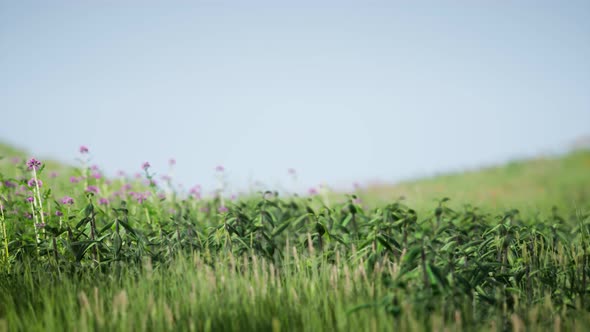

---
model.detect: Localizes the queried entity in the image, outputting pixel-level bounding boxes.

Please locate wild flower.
[215,165,224,172]
[169,158,176,166]
[131,192,150,204]
[92,172,102,179]
[3,181,15,188]
[218,205,228,213]
[26,196,34,203]
[55,210,63,217]
[288,168,296,175]
[98,198,109,205]
[34,222,46,228]
[189,185,201,194]
[308,188,318,196]
[61,196,74,205]
[49,172,58,178]
[86,186,99,194]
[70,176,80,183]
[27,178,43,188]
[142,162,151,170]
[26,158,41,171]
[79,145,89,154]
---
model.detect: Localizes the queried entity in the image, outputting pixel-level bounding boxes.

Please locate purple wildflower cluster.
[26,158,41,171]
[61,196,74,205]
[86,185,99,194]
[189,185,202,199]
[130,191,151,204]
[27,178,43,188]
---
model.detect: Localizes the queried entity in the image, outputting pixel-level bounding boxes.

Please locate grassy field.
[0,143,589,331]
[362,150,590,213]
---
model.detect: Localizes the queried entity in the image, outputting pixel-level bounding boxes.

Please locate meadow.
[0,143,589,331]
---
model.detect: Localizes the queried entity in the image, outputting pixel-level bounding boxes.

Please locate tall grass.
[0,149,589,331]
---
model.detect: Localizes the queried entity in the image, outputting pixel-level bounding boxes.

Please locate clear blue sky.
[1,1,589,194]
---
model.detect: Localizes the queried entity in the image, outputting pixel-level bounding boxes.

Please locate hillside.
[361,149,590,213]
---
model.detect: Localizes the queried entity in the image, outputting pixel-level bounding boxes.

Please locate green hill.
[361,149,590,213]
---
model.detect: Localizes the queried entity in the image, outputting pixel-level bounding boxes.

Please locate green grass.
[361,149,590,213]
[0,144,589,331]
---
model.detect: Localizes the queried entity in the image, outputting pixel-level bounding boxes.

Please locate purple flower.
[160,175,171,182]
[27,178,42,188]
[122,183,132,191]
[142,162,150,170]
[50,171,58,178]
[90,164,99,171]
[199,206,210,213]
[86,186,99,194]
[157,192,166,200]
[79,145,89,154]
[35,222,46,228]
[117,170,126,177]
[3,180,15,188]
[26,196,34,203]
[70,176,80,183]
[308,188,318,196]
[189,185,201,195]
[288,168,296,175]
[133,192,150,204]
[55,210,63,217]
[169,158,176,166]
[215,165,224,172]
[24,212,33,219]
[98,197,109,205]
[61,196,74,205]
[26,158,42,171]
[218,205,228,213]
[92,172,102,179]
[11,157,21,165]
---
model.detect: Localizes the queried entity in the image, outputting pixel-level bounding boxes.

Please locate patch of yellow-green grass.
[360,149,590,215]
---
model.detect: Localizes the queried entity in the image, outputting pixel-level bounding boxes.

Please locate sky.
[1,1,589,195]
